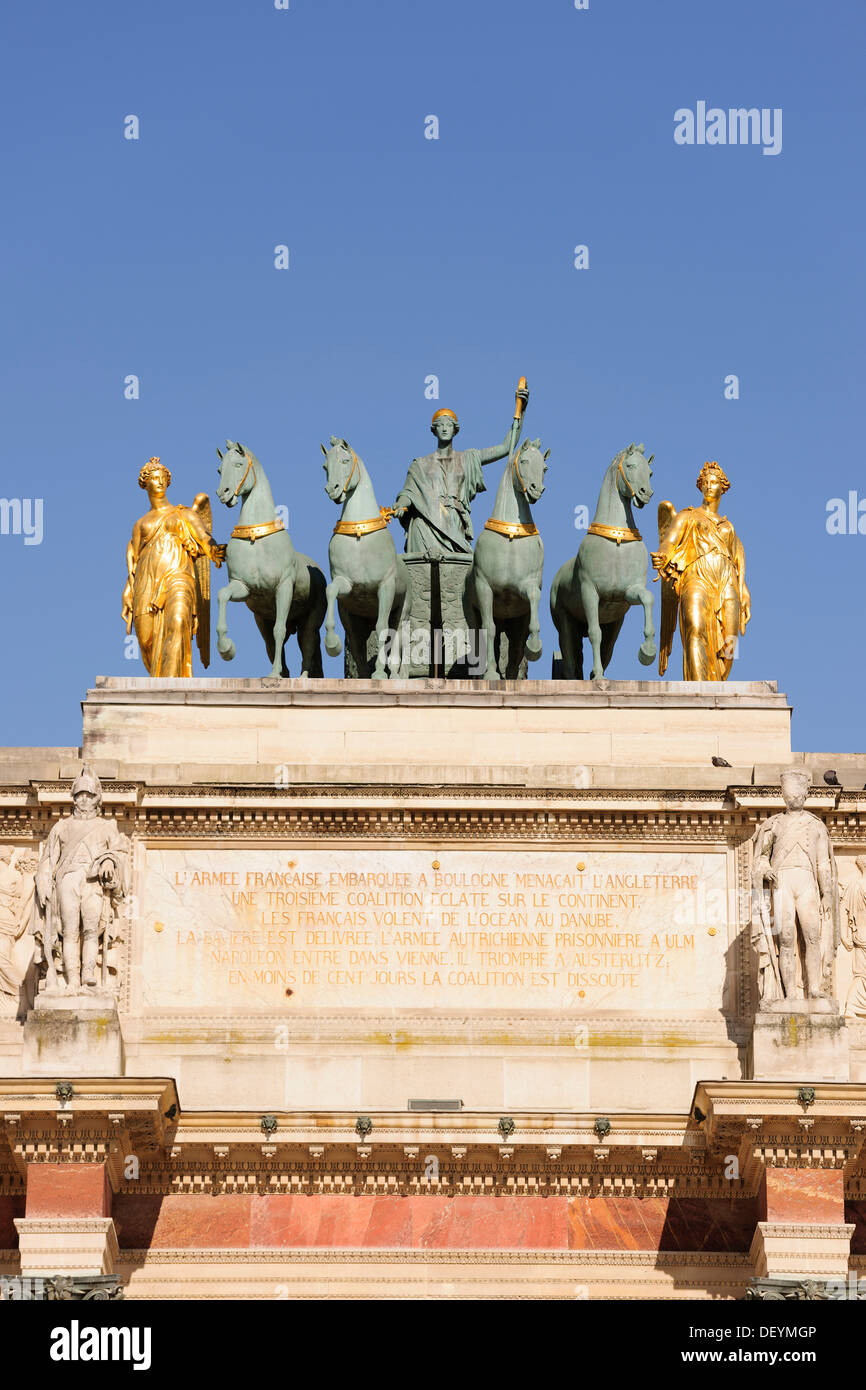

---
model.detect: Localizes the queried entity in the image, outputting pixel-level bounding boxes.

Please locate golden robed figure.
[122,458,226,678]
[652,461,751,682]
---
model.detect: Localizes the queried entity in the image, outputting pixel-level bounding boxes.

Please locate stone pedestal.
[403,554,476,677]
[750,1222,855,1282]
[14,1217,119,1278]
[23,992,123,1077]
[343,555,478,678]
[81,676,793,781]
[750,1009,849,1081]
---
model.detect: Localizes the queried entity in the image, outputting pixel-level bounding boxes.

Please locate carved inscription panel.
[138,848,729,1013]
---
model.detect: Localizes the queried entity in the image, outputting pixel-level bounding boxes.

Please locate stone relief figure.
[122,456,225,677]
[30,767,130,996]
[750,770,840,1011]
[840,857,866,1019]
[0,846,37,1017]
[653,461,750,681]
[393,382,529,557]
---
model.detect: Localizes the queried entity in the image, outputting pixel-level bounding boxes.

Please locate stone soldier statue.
[750,770,840,1011]
[0,846,36,1016]
[31,767,130,995]
[394,382,529,557]
[840,856,866,1019]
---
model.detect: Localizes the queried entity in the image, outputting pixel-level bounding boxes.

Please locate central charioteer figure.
[394,380,530,557]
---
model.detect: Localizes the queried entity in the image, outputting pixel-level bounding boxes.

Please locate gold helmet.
[431,407,459,434]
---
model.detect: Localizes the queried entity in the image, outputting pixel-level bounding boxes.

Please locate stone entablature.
[2,1081,866,1299]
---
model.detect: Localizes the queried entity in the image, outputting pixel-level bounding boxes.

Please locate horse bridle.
[336,446,360,501]
[616,452,636,501]
[484,445,540,539]
[616,449,653,502]
[233,454,257,497]
[584,450,649,544]
[511,446,527,495]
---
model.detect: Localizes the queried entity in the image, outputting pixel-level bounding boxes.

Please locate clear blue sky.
[1,0,863,753]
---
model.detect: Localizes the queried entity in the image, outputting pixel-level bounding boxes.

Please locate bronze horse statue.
[465,438,549,679]
[322,438,411,679]
[550,443,655,679]
[215,441,326,677]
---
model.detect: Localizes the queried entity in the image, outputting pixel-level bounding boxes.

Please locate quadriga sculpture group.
[122,379,751,683]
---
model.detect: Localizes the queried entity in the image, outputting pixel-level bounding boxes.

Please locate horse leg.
[252,610,278,669]
[599,614,626,674]
[520,581,543,663]
[216,578,250,662]
[552,595,576,679]
[301,572,327,678]
[343,608,371,678]
[372,574,397,680]
[281,621,298,678]
[579,579,604,679]
[474,571,499,680]
[296,605,321,678]
[269,575,294,678]
[325,576,351,658]
[624,581,656,666]
[504,615,530,679]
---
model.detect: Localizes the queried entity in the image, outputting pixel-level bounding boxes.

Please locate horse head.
[216,440,257,508]
[615,442,654,509]
[513,438,549,504]
[321,437,360,503]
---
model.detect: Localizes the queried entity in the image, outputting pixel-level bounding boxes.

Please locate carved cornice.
[751,1141,859,1170]
[0,1081,177,1183]
[1,1086,865,1195]
[14,1217,116,1234]
[2,804,865,852]
[755,1222,856,1238]
[4,783,866,849]
[116,1247,751,1267]
[695,1082,866,1183]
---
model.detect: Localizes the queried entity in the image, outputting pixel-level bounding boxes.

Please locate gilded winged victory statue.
[652,460,750,682]
[122,457,225,677]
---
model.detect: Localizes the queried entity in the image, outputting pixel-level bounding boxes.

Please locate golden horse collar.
[587,521,642,544]
[484,518,539,540]
[230,518,286,543]
[333,507,395,539]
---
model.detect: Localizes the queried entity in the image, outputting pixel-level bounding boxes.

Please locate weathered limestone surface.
[80,677,792,780]
[751,1011,850,1082]
[22,993,123,1077]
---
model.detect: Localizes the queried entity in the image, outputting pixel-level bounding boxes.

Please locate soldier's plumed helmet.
[71,765,102,802]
